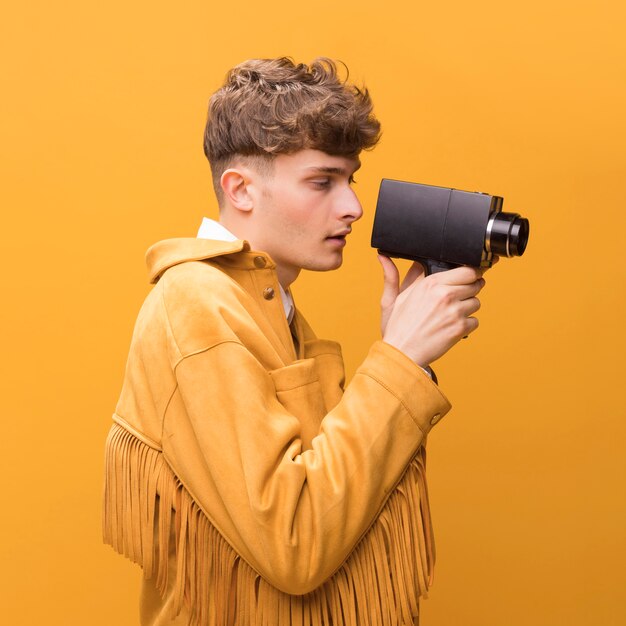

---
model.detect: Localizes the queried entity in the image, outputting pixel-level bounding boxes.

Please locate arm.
[161,306,449,595]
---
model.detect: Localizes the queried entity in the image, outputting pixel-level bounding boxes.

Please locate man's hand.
[377,255,487,368]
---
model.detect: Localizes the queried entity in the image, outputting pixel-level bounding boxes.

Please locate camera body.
[371,179,529,275]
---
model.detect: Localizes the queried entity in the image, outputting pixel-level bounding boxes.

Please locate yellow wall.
[2,1,624,624]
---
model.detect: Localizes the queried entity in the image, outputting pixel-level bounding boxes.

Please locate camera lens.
[486,212,530,257]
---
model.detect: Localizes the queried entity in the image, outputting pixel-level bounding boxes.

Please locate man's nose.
[340,188,363,223]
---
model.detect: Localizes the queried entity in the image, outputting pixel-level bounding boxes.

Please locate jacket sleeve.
[163,333,450,595]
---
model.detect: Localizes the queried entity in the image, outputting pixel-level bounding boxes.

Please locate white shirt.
[197,217,295,323]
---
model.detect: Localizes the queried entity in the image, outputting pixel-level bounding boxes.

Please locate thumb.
[377,254,399,308]
[400,260,426,293]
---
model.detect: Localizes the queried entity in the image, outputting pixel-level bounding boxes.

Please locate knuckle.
[453,319,466,336]
[439,288,454,306]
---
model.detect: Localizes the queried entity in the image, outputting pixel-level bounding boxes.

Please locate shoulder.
[157,260,253,354]
[160,259,243,304]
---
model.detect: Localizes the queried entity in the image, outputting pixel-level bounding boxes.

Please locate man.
[103,57,485,625]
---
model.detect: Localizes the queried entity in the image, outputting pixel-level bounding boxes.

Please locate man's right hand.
[377,255,486,369]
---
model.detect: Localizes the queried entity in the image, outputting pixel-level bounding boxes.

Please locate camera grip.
[423,259,458,276]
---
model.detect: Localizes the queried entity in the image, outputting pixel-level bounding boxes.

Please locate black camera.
[371,179,530,275]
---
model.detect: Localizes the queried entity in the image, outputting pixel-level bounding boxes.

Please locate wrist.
[382,339,431,370]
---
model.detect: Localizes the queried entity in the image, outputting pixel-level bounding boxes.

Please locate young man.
[103,58,485,625]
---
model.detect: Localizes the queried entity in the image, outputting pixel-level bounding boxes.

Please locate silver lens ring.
[485,215,496,253]
[505,221,511,257]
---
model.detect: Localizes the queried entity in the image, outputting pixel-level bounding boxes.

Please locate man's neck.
[273,265,300,292]
[218,217,300,290]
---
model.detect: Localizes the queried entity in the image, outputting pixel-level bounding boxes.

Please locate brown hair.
[203,57,381,203]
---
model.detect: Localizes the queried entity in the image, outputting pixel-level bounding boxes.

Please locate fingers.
[457,296,481,317]
[432,265,483,286]
[377,255,400,308]
[449,277,485,301]
[377,254,399,288]
[439,285,482,342]
[464,316,480,335]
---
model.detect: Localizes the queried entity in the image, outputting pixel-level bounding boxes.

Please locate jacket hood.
[146,238,249,284]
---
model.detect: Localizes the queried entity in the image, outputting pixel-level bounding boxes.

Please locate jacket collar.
[146,238,249,284]
[196,218,295,323]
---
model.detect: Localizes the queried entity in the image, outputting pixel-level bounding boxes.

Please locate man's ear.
[220,168,254,212]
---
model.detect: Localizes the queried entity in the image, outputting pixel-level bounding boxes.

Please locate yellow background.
[1,0,625,624]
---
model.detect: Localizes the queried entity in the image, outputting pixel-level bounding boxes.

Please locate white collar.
[197,218,295,323]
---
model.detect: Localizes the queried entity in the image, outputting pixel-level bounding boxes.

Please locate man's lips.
[326,229,351,240]
[325,231,350,247]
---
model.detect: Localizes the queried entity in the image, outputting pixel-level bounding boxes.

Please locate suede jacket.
[103,237,452,626]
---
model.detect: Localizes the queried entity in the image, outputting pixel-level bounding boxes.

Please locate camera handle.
[422,259,458,276]
[377,249,458,277]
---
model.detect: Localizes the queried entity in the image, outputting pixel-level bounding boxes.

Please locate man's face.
[247,149,363,281]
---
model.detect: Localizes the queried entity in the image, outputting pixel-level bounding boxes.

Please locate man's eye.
[312,179,331,189]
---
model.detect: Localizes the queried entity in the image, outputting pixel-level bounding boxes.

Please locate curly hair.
[203,57,381,204]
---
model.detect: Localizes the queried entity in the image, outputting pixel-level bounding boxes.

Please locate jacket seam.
[158,274,247,440]
[162,340,248,441]
[171,339,247,370]
[272,378,320,393]
[254,269,296,362]
[112,413,163,451]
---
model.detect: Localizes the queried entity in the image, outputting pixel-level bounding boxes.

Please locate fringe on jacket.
[103,421,434,626]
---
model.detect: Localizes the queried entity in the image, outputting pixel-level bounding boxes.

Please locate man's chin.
[301,252,344,273]
[309,258,344,272]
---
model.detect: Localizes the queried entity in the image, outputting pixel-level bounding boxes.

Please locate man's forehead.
[284,150,361,173]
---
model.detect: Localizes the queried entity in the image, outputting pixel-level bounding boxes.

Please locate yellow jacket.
[103,237,452,625]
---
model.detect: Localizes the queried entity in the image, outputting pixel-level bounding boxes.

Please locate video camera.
[371,179,530,275]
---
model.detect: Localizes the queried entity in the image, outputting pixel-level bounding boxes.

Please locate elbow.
[262,562,336,596]
[250,539,345,596]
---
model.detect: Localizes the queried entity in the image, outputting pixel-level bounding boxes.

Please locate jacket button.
[263,287,275,300]
[254,256,267,268]
[430,413,441,425]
